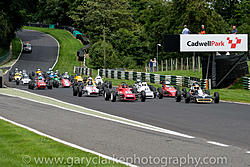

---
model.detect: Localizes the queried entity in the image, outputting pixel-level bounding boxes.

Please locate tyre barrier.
[74,67,211,89]
[243,77,250,90]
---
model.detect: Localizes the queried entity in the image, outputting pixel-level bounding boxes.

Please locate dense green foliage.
[1,0,249,69]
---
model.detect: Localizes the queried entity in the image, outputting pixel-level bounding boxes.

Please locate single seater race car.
[104,82,146,102]
[176,83,219,104]
[60,72,71,88]
[21,73,31,84]
[23,41,32,53]
[158,80,179,98]
[131,80,158,99]
[9,69,22,85]
[73,77,100,97]
[28,76,53,90]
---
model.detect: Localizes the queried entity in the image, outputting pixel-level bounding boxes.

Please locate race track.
[12,30,58,73]
[2,29,250,166]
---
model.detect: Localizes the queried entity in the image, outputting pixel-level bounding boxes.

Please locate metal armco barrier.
[74,67,211,89]
[243,77,250,90]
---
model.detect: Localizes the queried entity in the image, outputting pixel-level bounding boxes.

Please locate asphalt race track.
[2,30,250,166]
[13,30,58,73]
[1,94,249,167]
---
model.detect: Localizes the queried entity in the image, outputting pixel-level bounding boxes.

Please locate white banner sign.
[180,34,248,52]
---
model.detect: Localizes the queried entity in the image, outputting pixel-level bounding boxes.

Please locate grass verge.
[210,88,250,103]
[151,70,202,78]
[0,119,126,167]
[23,26,83,73]
[10,37,22,61]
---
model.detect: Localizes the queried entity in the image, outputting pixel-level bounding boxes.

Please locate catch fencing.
[73,66,211,89]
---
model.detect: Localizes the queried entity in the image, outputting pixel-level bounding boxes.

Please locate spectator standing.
[153,58,157,72]
[200,25,206,34]
[150,59,153,72]
[231,26,237,34]
[182,25,190,34]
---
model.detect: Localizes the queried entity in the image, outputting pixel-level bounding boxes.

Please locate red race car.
[61,78,71,88]
[28,76,53,90]
[158,80,179,97]
[104,82,146,102]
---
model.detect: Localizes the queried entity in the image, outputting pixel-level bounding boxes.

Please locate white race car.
[75,78,100,97]
[21,73,31,84]
[94,75,103,85]
[133,80,156,99]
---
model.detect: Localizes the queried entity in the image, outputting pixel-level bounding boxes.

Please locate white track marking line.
[0,116,136,167]
[47,34,60,70]
[220,100,250,106]
[246,151,250,154]
[1,89,195,139]
[207,141,229,147]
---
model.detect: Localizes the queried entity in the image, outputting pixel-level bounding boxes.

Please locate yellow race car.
[9,72,22,85]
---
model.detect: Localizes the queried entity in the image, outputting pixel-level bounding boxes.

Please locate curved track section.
[12,30,58,73]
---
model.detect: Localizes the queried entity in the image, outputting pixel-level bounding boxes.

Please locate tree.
[89,40,120,69]
[36,0,73,25]
[69,0,134,43]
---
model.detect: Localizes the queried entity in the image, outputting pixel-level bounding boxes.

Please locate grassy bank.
[23,26,83,73]
[210,88,250,103]
[152,70,202,78]
[10,37,22,61]
[0,119,126,167]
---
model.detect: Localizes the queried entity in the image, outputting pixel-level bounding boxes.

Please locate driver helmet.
[122,83,128,88]
[38,73,42,76]
[38,76,42,80]
[194,84,200,90]
[88,77,92,81]
[54,74,57,78]
[165,80,171,85]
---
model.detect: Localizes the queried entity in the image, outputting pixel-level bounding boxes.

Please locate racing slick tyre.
[109,81,112,89]
[206,90,210,95]
[141,91,146,102]
[53,80,59,88]
[175,90,182,102]
[149,85,156,92]
[47,80,53,89]
[157,87,163,99]
[111,91,116,102]
[214,92,220,103]
[16,80,20,85]
[174,86,180,91]
[104,89,111,101]
[8,75,12,82]
[182,88,187,98]
[28,81,35,90]
[73,85,78,96]
[185,93,191,103]
[77,86,83,97]
[132,87,137,93]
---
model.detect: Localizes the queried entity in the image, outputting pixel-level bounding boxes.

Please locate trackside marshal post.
[180,34,248,52]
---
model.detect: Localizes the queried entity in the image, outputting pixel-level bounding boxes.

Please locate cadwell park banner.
[180,34,248,52]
